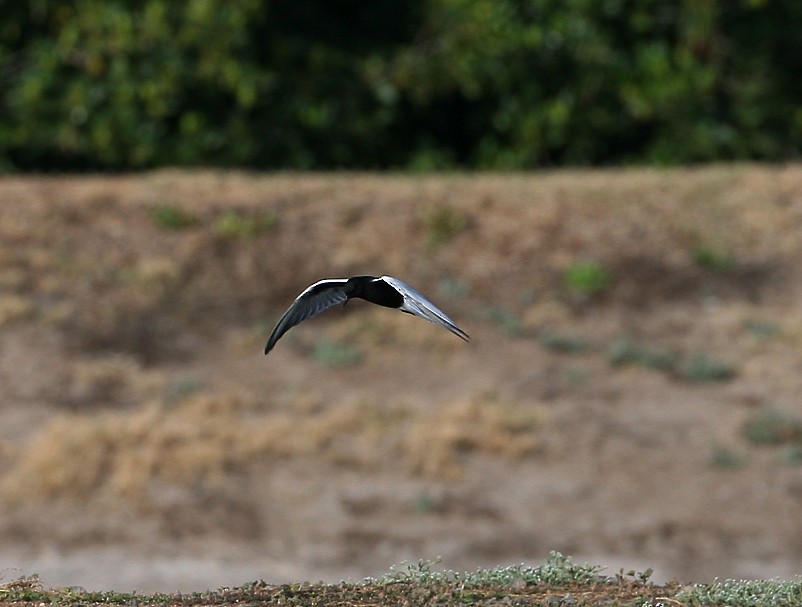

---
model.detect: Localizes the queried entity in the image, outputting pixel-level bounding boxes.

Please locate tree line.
[1,0,800,171]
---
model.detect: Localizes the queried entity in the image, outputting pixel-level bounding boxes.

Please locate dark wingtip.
[450,324,470,342]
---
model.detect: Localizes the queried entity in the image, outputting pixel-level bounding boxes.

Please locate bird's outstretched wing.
[380,275,470,342]
[264,279,349,354]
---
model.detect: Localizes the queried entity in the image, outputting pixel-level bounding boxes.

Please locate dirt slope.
[1,166,802,592]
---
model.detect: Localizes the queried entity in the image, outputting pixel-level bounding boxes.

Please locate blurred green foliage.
[420,206,467,247]
[564,261,611,295]
[215,209,277,239]
[608,337,675,371]
[1,0,800,170]
[743,407,802,446]
[312,339,364,368]
[679,352,735,382]
[691,246,734,272]
[151,204,199,230]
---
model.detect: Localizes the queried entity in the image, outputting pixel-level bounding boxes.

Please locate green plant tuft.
[476,305,522,337]
[710,444,746,469]
[421,207,467,247]
[312,339,364,368]
[691,245,734,271]
[777,444,802,466]
[608,338,676,371]
[215,209,277,239]
[438,277,470,300]
[679,353,735,382]
[744,318,781,339]
[538,330,587,353]
[564,261,612,296]
[742,407,802,446]
[679,577,802,607]
[151,204,199,230]
[378,552,604,588]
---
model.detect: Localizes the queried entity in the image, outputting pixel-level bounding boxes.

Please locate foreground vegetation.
[2,553,801,606]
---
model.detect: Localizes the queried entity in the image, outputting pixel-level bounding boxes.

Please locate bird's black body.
[264,275,469,354]
[344,275,404,309]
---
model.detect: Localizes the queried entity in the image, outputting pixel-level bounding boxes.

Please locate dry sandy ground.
[1,167,802,592]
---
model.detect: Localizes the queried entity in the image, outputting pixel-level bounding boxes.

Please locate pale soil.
[1,167,802,592]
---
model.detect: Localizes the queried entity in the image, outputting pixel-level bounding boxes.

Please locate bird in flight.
[264,275,469,354]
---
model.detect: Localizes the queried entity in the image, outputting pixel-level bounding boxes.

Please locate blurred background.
[2,0,802,594]
[2,0,801,171]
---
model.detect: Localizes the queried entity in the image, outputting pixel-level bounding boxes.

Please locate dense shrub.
[389,0,802,167]
[1,0,800,170]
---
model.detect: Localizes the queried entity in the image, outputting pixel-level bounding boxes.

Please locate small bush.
[150,204,199,230]
[691,246,734,272]
[420,207,467,248]
[215,209,277,239]
[476,305,522,337]
[608,338,676,371]
[680,577,802,607]
[539,330,587,353]
[709,444,746,469]
[743,318,781,339]
[777,444,802,467]
[312,339,364,368]
[379,552,604,587]
[679,353,735,382]
[563,261,611,296]
[438,276,470,300]
[742,408,802,446]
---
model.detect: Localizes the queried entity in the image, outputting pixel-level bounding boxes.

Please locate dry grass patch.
[0,394,369,507]
[0,294,35,326]
[0,392,546,510]
[65,354,165,408]
[405,395,547,478]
